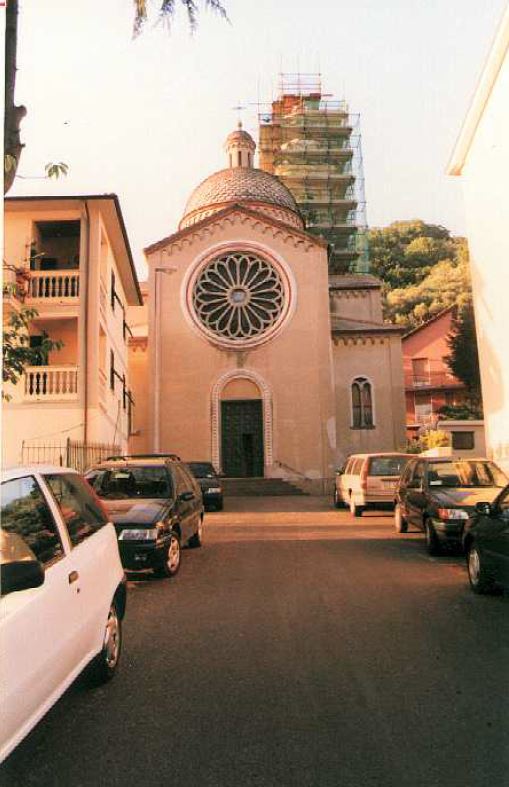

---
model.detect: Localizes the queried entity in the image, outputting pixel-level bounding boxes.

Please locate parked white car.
[0,466,127,763]
[334,453,417,516]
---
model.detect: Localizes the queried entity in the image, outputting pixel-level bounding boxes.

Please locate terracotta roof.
[328,274,382,290]
[180,167,301,230]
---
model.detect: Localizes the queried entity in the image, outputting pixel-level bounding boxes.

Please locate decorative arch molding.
[211,368,273,473]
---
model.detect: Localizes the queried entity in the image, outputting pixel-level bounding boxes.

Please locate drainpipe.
[79,200,90,446]
[153,264,177,452]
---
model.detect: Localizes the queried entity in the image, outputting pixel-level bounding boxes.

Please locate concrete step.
[222,477,308,496]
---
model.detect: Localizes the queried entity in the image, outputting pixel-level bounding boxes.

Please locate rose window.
[191,251,287,344]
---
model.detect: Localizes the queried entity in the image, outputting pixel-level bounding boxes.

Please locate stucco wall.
[459,49,509,472]
[332,334,406,465]
[145,212,337,486]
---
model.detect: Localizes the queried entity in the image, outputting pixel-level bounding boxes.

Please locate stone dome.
[179,167,303,230]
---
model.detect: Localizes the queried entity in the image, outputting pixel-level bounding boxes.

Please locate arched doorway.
[220,378,263,477]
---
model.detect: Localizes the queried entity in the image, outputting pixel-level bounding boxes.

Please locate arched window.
[351,377,373,428]
[237,150,242,167]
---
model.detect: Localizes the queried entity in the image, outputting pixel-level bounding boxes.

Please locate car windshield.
[427,461,507,489]
[188,462,217,479]
[87,466,173,500]
[368,456,410,477]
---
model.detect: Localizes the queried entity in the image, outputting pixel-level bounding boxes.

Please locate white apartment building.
[3,195,142,468]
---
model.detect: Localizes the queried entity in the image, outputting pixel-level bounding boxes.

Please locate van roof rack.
[105,453,181,462]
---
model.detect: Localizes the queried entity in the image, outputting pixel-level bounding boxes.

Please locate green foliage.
[4,153,18,174]
[445,300,482,407]
[3,305,63,399]
[45,162,69,179]
[408,429,451,454]
[133,0,228,36]
[437,403,482,420]
[369,220,471,328]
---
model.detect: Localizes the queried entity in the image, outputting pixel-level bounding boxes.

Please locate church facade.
[128,127,406,492]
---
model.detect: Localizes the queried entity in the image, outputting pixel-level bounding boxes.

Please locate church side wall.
[332,333,407,466]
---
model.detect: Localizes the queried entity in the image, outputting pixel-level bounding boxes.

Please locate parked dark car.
[394,457,507,555]
[85,456,204,576]
[462,485,509,593]
[187,461,223,511]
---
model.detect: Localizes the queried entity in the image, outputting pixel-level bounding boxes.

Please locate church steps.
[221,477,308,497]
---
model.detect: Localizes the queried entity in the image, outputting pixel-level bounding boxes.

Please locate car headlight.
[119,528,158,541]
[436,508,469,521]
[206,487,222,493]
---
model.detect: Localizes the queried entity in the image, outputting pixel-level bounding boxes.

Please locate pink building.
[402,307,468,439]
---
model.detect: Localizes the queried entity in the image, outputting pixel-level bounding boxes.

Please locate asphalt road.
[2,499,509,787]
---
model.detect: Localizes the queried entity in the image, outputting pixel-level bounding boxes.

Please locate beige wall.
[456,48,509,472]
[3,198,139,466]
[333,333,407,465]
[144,212,336,489]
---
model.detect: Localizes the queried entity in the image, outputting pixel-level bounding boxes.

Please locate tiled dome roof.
[179,167,302,229]
[225,128,256,148]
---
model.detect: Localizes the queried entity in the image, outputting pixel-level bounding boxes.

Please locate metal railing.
[28,270,80,300]
[24,366,79,400]
[406,372,462,389]
[21,438,120,474]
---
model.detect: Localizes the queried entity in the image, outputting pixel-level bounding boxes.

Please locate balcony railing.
[24,366,79,401]
[28,270,80,300]
[406,372,463,389]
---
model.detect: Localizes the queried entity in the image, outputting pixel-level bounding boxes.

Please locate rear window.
[427,460,507,488]
[188,462,217,478]
[368,456,410,477]
[87,466,173,500]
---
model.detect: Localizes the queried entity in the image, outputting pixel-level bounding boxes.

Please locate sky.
[10,0,508,280]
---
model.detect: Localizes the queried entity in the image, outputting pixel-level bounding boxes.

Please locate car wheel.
[333,488,342,509]
[424,519,441,556]
[467,542,495,594]
[189,517,203,549]
[394,504,408,533]
[91,600,122,684]
[155,532,181,577]
[350,496,362,518]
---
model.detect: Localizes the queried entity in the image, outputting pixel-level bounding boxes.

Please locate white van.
[0,465,127,762]
[334,453,416,516]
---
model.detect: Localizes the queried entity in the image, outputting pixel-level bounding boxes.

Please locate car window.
[90,466,173,500]
[427,461,507,488]
[174,465,191,496]
[180,465,199,493]
[413,462,426,485]
[343,458,353,474]
[44,473,108,547]
[1,476,64,566]
[401,461,415,485]
[497,487,509,513]
[368,456,410,477]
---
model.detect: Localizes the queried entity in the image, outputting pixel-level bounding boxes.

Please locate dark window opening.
[352,377,373,429]
[31,220,80,271]
[452,431,475,451]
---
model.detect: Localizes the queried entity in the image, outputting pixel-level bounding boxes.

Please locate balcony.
[406,372,464,391]
[28,270,80,302]
[24,366,79,401]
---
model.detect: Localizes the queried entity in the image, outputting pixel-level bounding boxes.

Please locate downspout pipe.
[80,200,90,446]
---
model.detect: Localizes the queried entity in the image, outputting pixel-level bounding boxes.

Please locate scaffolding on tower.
[257,73,369,274]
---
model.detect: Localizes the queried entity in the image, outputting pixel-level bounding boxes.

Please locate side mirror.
[335,468,344,476]
[1,559,45,596]
[178,491,194,502]
[475,502,493,517]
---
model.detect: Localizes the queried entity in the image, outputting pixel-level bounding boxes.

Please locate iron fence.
[21,438,120,474]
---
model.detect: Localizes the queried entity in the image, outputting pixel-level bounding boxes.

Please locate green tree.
[3,298,63,400]
[4,0,228,193]
[369,220,471,327]
[445,300,482,413]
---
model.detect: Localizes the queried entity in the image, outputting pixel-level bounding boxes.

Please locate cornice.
[144,204,327,257]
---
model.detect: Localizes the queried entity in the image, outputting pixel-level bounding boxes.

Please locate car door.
[42,471,121,659]
[482,488,509,581]
[0,474,82,758]
[405,461,427,529]
[173,465,196,542]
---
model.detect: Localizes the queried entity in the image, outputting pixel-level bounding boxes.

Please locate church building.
[128,126,406,493]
